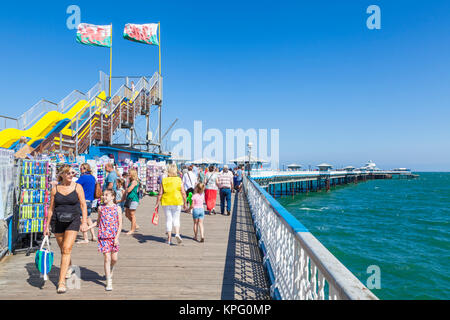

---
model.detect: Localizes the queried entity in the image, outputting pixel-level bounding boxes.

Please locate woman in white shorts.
[155,163,187,245]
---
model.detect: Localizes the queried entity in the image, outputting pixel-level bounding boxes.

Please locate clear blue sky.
[1,0,449,171]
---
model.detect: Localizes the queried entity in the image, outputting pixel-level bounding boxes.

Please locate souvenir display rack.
[15,160,52,255]
[146,161,165,195]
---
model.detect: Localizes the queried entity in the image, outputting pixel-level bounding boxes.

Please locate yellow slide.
[0,91,106,149]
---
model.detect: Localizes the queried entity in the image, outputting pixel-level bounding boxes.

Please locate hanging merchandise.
[0,149,15,220]
[17,160,51,234]
[96,163,105,188]
[137,159,147,187]
[146,161,165,195]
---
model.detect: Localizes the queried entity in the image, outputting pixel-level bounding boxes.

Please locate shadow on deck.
[221,191,271,300]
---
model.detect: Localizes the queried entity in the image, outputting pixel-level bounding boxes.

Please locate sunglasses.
[67,171,76,176]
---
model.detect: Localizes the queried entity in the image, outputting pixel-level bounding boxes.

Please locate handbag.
[152,206,159,225]
[35,236,54,281]
[94,182,102,199]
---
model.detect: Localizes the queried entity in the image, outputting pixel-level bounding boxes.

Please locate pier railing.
[243,175,378,300]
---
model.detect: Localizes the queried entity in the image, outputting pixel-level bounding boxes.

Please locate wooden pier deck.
[0,192,270,300]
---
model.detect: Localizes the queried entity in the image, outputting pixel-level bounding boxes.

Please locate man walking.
[103,162,118,192]
[218,165,234,216]
[234,166,243,192]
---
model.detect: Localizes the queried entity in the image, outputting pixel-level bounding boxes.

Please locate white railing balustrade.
[0,116,19,131]
[243,175,378,300]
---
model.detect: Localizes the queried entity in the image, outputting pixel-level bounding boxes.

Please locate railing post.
[101,113,104,144]
[75,116,79,156]
[119,101,122,128]
[59,132,62,153]
[110,103,113,145]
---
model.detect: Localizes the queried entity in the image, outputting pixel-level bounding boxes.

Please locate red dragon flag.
[76,23,112,48]
[123,23,159,46]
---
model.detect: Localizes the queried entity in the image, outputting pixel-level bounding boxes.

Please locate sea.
[277,172,450,300]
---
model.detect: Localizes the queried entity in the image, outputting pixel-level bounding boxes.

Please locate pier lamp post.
[247,142,253,177]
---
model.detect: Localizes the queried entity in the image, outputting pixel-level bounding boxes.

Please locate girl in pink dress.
[87,189,122,291]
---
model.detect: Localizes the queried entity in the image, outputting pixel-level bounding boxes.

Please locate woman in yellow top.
[155,163,187,245]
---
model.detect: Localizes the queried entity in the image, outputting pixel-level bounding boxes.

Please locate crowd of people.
[43,161,244,294]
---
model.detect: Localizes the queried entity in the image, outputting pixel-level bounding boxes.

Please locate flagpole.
[158,22,161,76]
[109,23,112,97]
[158,21,162,154]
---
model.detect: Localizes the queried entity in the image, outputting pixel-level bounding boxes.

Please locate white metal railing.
[10,81,102,132]
[2,71,161,154]
[16,99,58,131]
[58,90,87,115]
[0,115,19,131]
[69,94,108,137]
[243,175,378,300]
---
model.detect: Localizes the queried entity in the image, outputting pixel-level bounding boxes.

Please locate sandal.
[76,239,89,244]
[57,283,67,294]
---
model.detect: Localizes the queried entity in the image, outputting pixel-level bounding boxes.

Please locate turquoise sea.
[277,172,450,300]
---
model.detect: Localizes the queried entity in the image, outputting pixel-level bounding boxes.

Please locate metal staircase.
[34,72,162,155]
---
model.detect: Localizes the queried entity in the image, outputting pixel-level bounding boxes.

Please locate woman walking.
[75,163,97,243]
[205,165,219,214]
[44,164,88,294]
[155,163,187,245]
[124,169,140,235]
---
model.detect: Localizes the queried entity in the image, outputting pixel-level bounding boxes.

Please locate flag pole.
[158,22,161,76]
[158,21,162,153]
[109,23,112,97]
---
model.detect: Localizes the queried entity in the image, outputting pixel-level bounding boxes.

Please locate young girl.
[190,183,206,242]
[86,189,122,291]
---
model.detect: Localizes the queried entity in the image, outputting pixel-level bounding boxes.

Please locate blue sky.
[0,0,449,171]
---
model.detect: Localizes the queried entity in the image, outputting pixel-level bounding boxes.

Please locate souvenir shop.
[0,146,171,258]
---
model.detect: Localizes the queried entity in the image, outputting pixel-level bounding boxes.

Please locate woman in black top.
[44,164,88,293]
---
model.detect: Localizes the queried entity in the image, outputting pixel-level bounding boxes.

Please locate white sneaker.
[175,234,183,244]
[106,277,113,291]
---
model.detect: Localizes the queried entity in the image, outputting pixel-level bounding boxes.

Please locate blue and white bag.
[35,236,54,281]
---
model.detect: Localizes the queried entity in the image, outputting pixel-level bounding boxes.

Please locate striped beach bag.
[35,236,54,281]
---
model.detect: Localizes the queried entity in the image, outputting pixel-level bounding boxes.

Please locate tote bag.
[152,206,159,225]
[35,236,54,281]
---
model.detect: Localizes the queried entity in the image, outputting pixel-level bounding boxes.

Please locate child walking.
[190,183,206,242]
[87,189,122,291]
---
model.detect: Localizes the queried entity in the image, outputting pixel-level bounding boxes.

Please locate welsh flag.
[123,23,159,46]
[76,23,112,48]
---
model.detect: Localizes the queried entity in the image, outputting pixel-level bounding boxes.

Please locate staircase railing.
[17,99,58,131]
[58,90,87,115]
[0,116,19,131]
[17,72,162,155]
